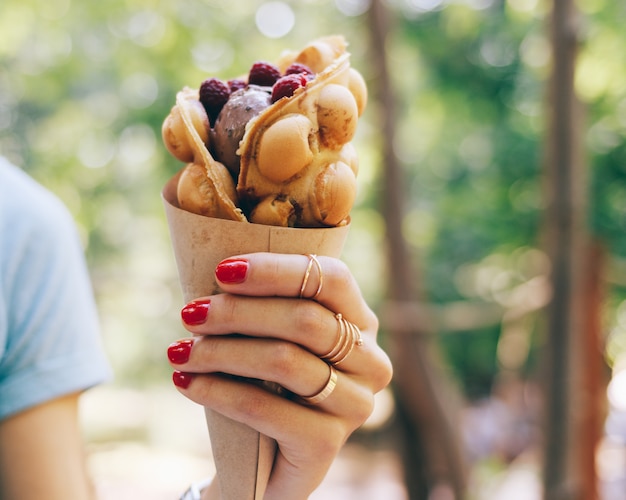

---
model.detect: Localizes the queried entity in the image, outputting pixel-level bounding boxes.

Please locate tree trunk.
[367,1,467,498]
[541,1,600,499]
[579,243,606,500]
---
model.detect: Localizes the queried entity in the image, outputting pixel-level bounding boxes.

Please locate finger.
[214,253,374,323]
[169,336,323,396]
[179,294,382,378]
[181,295,338,355]
[168,336,375,418]
[171,356,373,428]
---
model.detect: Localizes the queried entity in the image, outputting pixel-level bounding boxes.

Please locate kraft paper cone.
[162,172,350,500]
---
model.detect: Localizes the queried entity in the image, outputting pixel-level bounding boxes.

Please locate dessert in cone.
[162,34,366,228]
[161,35,366,499]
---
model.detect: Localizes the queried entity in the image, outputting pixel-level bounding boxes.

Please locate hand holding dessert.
[161,36,381,499]
[168,253,393,499]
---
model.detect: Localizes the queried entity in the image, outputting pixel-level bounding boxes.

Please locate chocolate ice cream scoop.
[210,85,271,178]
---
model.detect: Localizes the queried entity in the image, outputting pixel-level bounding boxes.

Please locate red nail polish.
[181,299,210,325]
[168,339,194,364]
[216,258,249,284]
[172,371,194,389]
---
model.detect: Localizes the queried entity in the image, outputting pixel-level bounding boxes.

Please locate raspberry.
[271,73,308,103]
[199,78,230,125]
[284,62,314,77]
[248,61,281,87]
[228,79,247,92]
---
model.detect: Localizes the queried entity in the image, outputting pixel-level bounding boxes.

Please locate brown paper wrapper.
[162,172,350,499]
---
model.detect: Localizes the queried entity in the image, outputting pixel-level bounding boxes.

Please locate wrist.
[200,478,220,500]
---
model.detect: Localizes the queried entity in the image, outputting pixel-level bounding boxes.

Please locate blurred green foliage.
[1,0,625,397]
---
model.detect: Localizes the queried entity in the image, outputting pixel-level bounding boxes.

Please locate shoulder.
[0,159,86,292]
[0,157,91,337]
[0,158,89,307]
[0,158,78,245]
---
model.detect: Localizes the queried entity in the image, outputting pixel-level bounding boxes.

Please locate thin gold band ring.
[321,313,363,366]
[299,364,337,405]
[299,254,323,299]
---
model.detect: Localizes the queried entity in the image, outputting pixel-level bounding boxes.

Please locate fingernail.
[172,371,194,389]
[181,299,211,325]
[216,258,249,284]
[168,339,194,364]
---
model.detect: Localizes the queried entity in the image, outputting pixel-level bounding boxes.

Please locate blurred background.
[1,0,625,498]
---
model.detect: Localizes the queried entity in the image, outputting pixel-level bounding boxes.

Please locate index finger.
[214,252,375,326]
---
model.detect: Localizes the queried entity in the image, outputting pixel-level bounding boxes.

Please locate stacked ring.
[299,254,323,299]
[299,364,337,405]
[320,313,363,366]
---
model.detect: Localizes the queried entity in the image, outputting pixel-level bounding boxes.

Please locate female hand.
[167,252,393,500]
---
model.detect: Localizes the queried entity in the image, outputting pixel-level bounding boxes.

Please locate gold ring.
[319,313,345,359]
[299,364,337,405]
[299,254,323,299]
[321,313,363,366]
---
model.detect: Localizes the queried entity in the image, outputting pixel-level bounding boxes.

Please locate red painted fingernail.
[216,258,249,284]
[172,371,194,389]
[168,339,194,364]
[181,299,211,325]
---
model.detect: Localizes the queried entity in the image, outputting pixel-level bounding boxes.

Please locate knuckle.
[323,258,354,294]
[307,421,345,460]
[235,386,273,420]
[372,352,394,393]
[366,309,380,332]
[194,336,220,365]
[189,373,219,406]
[351,391,376,428]
[292,301,326,337]
[218,293,239,324]
[267,341,302,379]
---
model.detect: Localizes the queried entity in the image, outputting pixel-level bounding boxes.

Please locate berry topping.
[199,78,231,125]
[248,61,281,87]
[271,73,308,103]
[228,79,247,92]
[284,62,314,77]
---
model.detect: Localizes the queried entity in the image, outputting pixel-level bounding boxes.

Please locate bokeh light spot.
[607,368,626,411]
[335,0,371,16]
[192,39,234,74]
[255,2,295,39]
[120,72,159,109]
[406,0,444,14]
[78,131,117,169]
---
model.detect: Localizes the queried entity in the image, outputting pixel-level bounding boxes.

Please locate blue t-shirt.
[0,158,111,420]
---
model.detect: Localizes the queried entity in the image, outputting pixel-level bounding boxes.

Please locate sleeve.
[0,164,112,420]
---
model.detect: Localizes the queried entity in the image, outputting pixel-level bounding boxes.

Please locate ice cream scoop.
[210,85,272,179]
